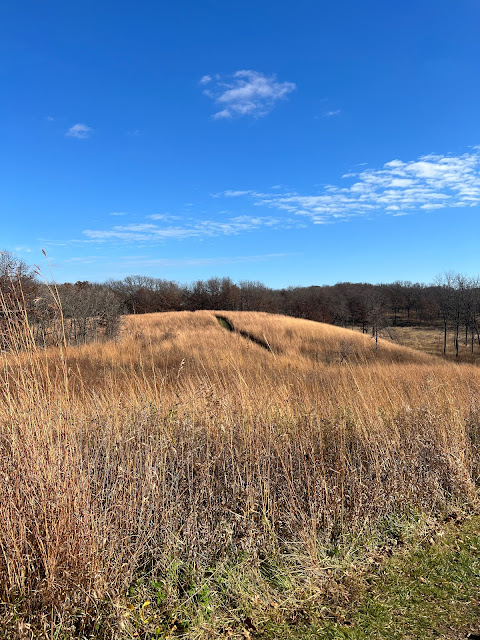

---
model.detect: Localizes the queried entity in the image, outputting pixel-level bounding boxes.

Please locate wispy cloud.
[118,253,292,268]
[148,213,182,222]
[219,150,480,223]
[83,214,300,243]
[215,190,257,198]
[109,211,129,216]
[65,123,93,139]
[202,70,296,119]
[64,256,106,264]
[323,109,341,117]
[74,149,480,250]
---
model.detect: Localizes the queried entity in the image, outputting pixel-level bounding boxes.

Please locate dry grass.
[377,324,480,365]
[1,308,480,638]
[221,311,435,365]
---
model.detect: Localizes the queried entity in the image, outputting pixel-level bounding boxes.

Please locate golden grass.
[221,311,435,365]
[1,309,479,637]
[378,324,480,365]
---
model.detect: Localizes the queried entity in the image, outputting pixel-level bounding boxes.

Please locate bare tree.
[0,250,38,309]
[364,288,387,351]
[59,282,122,344]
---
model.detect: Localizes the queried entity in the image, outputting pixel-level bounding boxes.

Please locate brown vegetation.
[1,308,479,637]
[378,324,480,365]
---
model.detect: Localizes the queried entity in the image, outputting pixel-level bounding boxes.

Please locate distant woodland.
[2,250,480,357]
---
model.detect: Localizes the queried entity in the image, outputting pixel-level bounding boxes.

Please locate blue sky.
[2,0,480,286]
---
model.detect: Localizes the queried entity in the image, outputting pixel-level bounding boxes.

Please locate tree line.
[0,251,121,348]
[2,250,480,356]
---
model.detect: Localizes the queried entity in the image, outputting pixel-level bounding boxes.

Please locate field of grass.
[376,323,480,365]
[1,309,480,638]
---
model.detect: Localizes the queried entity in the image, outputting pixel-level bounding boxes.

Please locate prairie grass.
[221,311,435,365]
[378,324,480,365]
[1,308,479,637]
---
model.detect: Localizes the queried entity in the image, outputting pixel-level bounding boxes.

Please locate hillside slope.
[218,311,436,365]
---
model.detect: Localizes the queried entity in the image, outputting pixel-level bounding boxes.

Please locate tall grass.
[1,306,479,637]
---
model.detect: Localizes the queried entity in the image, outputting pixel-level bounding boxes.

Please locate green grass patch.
[316,515,480,640]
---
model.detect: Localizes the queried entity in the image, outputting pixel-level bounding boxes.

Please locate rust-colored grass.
[1,309,479,637]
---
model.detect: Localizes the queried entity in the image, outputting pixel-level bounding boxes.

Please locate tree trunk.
[455,311,460,358]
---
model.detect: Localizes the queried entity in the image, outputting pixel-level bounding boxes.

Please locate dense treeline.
[2,249,480,356]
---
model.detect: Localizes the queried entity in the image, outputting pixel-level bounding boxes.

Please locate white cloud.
[202,70,296,119]
[83,214,300,243]
[220,150,480,222]
[324,109,341,117]
[199,75,212,85]
[109,211,129,216]
[66,123,93,139]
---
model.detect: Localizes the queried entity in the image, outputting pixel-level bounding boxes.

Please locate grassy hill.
[1,311,479,638]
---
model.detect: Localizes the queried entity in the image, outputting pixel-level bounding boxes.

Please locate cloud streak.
[202,70,296,119]
[219,151,480,222]
[118,253,292,268]
[83,214,300,243]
